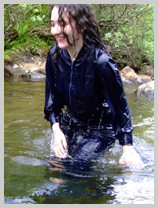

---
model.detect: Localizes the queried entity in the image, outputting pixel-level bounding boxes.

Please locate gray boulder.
[135,81,154,99]
[21,72,45,80]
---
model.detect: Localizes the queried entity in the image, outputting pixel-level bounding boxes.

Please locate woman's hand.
[119,145,144,167]
[52,123,68,158]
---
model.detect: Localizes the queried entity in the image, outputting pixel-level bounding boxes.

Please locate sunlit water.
[4,77,154,204]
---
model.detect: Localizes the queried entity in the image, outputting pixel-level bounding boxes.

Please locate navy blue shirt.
[44,42,133,146]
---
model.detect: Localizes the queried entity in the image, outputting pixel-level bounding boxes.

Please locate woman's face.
[50,6,83,51]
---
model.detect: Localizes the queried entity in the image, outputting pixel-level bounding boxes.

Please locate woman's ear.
[81,25,86,33]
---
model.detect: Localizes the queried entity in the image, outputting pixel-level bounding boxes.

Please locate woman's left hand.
[119,145,144,167]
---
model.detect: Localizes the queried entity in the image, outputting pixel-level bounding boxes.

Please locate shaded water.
[4,77,154,204]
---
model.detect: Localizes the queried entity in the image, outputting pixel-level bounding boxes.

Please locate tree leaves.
[92,4,154,69]
[4,4,154,70]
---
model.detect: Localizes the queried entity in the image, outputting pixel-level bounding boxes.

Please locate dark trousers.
[61,112,116,161]
[49,113,116,171]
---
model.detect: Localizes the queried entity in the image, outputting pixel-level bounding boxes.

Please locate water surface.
[4,77,154,204]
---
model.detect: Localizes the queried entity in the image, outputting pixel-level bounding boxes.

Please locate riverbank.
[4,52,46,78]
[4,52,154,99]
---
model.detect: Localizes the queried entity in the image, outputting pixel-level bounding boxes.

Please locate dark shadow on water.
[48,156,94,173]
[31,165,117,204]
[30,154,125,204]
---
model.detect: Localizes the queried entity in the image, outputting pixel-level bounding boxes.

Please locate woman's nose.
[51,24,62,36]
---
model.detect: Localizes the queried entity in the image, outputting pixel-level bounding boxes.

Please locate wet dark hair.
[50,4,107,62]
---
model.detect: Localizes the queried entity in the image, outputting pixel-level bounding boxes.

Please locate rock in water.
[135,81,154,99]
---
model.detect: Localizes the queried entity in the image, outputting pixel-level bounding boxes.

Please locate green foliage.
[4,4,52,56]
[92,4,154,70]
[4,4,154,70]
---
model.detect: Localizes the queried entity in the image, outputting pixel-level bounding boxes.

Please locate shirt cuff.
[118,132,133,146]
[49,112,62,127]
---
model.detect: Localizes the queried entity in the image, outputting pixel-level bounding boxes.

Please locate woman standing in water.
[44,4,143,166]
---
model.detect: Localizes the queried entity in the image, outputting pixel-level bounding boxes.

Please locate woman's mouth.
[57,37,66,42]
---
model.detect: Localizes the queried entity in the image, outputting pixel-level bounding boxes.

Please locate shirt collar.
[60,41,91,65]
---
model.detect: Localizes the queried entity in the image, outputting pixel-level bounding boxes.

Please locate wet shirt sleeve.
[98,54,133,145]
[44,53,63,127]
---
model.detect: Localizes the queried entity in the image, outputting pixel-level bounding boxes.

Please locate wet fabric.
[61,113,116,160]
[49,112,116,170]
[50,130,115,157]
[50,123,116,170]
[44,40,134,146]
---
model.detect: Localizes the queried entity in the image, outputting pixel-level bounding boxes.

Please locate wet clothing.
[44,41,133,160]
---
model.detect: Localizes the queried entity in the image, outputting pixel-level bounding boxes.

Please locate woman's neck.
[67,37,84,62]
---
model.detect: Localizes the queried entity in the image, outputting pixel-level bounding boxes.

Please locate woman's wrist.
[122,145,134,154]
[52,122,60,133]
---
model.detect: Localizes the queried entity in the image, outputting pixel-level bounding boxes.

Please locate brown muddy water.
[4,77,154,204]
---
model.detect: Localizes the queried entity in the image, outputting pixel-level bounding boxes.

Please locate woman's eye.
[59,21,64,26]
[50,22,55,27]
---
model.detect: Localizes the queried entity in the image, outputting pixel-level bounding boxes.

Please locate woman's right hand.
[52,123,68,158]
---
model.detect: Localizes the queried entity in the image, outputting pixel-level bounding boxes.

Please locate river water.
[4,77,154,204]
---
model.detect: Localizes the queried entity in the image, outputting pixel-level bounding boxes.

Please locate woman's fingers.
[53,132,68,157]
[61,135,68,150]
[54,141,65,157]
[52,124,68,158]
